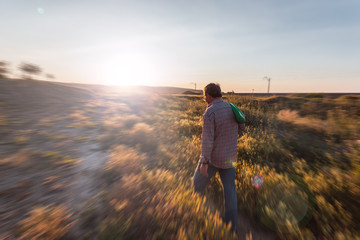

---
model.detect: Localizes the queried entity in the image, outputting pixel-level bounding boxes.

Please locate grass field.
[0,79,359,239]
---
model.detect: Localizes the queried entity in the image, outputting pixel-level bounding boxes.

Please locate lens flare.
[37,8,45,14]
[252,175,264,188]
[277,194,308,223]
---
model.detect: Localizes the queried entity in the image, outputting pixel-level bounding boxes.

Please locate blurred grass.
[97,169,236,240]
[9,93,359,239]
[102,93,358,239]
[29,151,80,168]
[18,205,73,240]
[12,135,29,145]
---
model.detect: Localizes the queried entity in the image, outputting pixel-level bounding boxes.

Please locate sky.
[1,0,359,93]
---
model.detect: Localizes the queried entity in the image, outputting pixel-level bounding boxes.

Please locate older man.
[193,83,245,232]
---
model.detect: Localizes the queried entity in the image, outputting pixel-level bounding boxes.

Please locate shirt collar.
[208,98,223,107]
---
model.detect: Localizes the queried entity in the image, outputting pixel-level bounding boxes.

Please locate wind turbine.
[263,76,271,94]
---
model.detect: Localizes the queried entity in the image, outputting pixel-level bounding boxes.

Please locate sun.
[100,53,160,86]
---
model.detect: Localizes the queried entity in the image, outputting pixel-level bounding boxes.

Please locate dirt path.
[237,210,277,240]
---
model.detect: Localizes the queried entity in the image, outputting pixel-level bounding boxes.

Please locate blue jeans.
[192,162,238,232]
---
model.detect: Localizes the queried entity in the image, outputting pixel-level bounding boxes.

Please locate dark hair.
[204,83,222,98]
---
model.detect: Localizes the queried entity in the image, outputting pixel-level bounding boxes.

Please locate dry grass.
[0,148,32,167]
[1,78,358,239]
[104,145,147,182]
[12,135,29,145]
[126,122,157,151]
[18,205,73,240]
[277,109,329,133]
[99,169,237,239]
[0,113,8,126]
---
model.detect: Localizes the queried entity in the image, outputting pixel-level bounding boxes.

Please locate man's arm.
[200,113,215,164]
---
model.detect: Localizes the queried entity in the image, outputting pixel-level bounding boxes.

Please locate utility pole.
[263,76,271,94]
[190,82,196,91]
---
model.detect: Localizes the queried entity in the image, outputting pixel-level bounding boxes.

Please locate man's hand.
[200,163,208,177]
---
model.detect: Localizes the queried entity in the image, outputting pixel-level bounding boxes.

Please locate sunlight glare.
[100,53,161,86]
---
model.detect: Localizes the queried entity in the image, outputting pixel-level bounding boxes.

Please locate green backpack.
[229,103,246,123]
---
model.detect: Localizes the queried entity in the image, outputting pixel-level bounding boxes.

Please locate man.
[192,83,245,232]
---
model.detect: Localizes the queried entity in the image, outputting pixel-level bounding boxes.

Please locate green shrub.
[304,93,325,99]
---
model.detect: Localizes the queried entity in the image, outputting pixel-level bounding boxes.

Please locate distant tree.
[0,61,10,79]
[45,73,55,81]
[18,62,42,80]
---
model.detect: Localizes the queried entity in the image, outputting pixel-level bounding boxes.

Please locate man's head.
[203,83,222,104]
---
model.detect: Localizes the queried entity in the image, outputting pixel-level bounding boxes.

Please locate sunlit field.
[0,78,359,239]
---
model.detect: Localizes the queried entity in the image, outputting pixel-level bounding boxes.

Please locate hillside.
[57,81,192,95]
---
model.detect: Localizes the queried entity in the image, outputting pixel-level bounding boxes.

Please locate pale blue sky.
[1,0,359,92]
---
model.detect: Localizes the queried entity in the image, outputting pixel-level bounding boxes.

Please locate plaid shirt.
[200,98,239,169]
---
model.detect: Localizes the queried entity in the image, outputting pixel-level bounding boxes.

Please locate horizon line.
[2,78,360,94]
